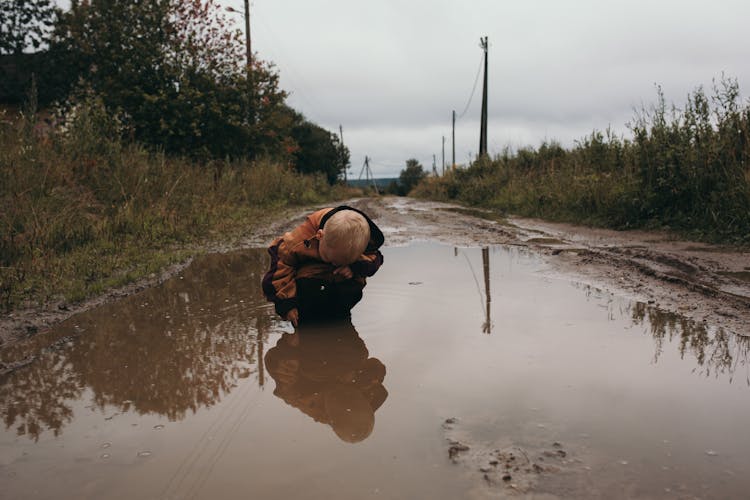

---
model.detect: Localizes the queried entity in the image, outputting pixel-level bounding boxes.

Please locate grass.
[0,97,360,313]
[412,77,750,245]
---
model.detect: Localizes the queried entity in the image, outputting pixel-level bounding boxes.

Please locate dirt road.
[2,196,748,346]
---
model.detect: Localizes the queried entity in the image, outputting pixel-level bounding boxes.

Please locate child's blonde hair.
[324,211,370,264]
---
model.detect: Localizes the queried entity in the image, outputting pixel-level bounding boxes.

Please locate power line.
[368,160,405,170]
[456,52,484,120]
[252,11,324,120]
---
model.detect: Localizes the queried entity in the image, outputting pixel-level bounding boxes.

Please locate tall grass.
[413,78,750,243]
[0,94,357,312]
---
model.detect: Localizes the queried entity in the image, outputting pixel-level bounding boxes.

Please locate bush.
[0,98,347,312]
[413,77,750,243]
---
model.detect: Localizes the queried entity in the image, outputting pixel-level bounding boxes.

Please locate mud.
[1,197,750,499]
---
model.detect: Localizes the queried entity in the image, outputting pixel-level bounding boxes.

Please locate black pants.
[296,277,363,324]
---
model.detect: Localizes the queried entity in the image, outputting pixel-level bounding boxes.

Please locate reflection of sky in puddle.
[1,243,749,499]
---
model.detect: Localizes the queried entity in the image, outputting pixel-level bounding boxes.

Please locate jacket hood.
[319,205,385,253]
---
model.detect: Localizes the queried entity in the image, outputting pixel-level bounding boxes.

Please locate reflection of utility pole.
[255,314,270,388]
[454,246,492,334]
[257,330,265,387]
[482,246,491,334]
[479,36,488,158]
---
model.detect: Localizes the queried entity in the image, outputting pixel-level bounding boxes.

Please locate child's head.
[317,210,370,266]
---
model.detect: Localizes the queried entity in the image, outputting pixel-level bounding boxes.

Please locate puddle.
[2,243,750,499]
[719,270,750,283]
[716,271,750,299]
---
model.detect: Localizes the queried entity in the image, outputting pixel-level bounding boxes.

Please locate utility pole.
[359,156,379,194]
[452,110,456,170]
[243,0,252,69]
[226,3,253,119]
[369,157,379,194]
[479,36,488,158]
[432,154,438,176]
[339,125,347,184]
[244,0,254,125]
[359,156,367,182]
[442,136,446,175]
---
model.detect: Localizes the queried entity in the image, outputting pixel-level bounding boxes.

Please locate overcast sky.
[242,0,750,178]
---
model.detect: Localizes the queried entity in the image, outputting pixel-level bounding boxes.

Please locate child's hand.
[286,308,299,327]
[333,265,353,279]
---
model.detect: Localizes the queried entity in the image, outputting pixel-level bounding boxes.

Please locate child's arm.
[350,250,384,277]
[262,237,300,318]
[333,266,353,279]
[262,211,325,318]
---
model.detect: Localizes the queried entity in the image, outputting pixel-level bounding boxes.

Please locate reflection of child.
[264,321,388,443]
[262,206,385,326]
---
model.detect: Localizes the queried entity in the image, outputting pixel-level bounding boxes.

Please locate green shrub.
[414,77,750,243]
[0,97,348,312]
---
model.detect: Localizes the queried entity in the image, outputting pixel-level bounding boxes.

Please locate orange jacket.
[262,206,385,318]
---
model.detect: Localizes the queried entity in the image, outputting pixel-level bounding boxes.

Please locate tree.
[48,0,288,159]
[0,0,56,55]
[0,0,58,104]
[290,116,350,184]
[398,158,427,195]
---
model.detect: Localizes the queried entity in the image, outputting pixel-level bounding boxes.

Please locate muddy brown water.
[2,243,750,499]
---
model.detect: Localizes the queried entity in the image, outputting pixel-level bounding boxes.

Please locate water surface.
[1,243,749,499]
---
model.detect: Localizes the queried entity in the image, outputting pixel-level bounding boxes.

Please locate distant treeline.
[414,79,750,243]
[347,178,398,189]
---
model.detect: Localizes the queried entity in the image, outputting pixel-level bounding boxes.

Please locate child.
[262,206,384,326]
